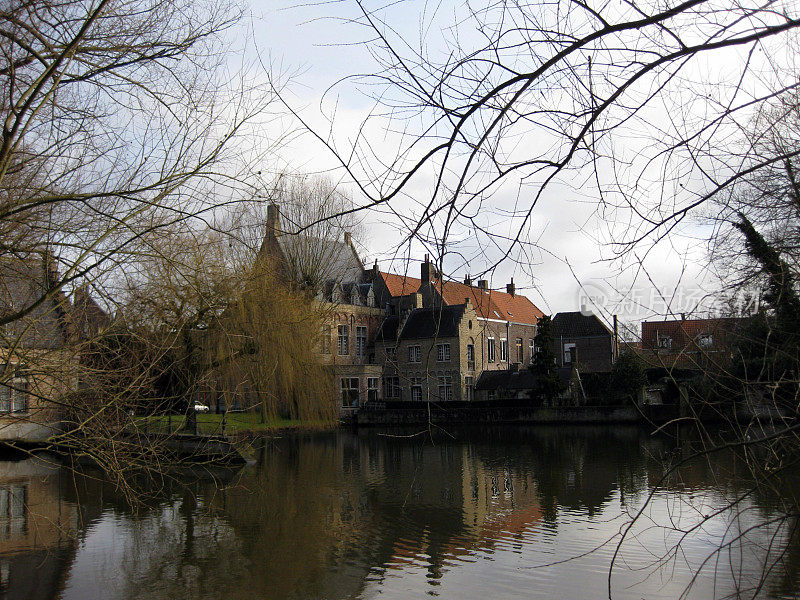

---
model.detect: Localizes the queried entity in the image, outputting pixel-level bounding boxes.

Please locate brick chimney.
[477,280,488,290]
[464,275,472,286]
[421,254,434,284]
[506,278,515,297]
[266,203,280,238]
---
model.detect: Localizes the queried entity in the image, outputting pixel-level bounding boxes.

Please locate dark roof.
[376,315,400,341]
[0,254,73,348]
[72,286,111,338]
[400,304,465,340]
[277,235,364,284]
[475,366,573,391]
[375,304,465,342]
[551,312,611,338]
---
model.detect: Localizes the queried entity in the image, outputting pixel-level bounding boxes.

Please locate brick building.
[0,255,78,442]
[639,317,745,369]
[259,209,545,407]
[372,257,543,402]
[259,204,383,408]
[550,311,616,373]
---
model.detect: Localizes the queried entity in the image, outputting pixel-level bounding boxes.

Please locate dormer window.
[698,334,713,348]
[657,334,672,349]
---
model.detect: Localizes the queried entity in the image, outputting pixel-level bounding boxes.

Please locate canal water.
[1,426,798,599]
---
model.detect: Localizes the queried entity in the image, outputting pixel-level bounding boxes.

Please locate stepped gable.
[551,311,611,337]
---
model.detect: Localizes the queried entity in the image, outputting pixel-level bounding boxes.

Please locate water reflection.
[0,452,78,600]
[0,426,798,600]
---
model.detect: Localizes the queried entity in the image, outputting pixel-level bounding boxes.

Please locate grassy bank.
[140,413,333,436]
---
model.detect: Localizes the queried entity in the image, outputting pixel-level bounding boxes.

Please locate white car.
[193,404,210,413]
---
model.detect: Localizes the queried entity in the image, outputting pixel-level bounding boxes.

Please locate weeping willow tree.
[120,224,336,428]
[212,254,336,424]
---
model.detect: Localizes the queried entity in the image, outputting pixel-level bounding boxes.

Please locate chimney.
[266,203,280,238]
[477,280,488,290]
[421,254,433,284]
[506,278,515,297]
[464,275,472,286]
[681,312,686,321]
[372,260,379,278]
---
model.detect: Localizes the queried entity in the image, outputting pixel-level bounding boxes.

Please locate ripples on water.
[0,426,798,599]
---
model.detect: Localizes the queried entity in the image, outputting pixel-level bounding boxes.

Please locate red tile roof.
[378,271,543,325]
[380,271,422,297]
[641,318,743,350]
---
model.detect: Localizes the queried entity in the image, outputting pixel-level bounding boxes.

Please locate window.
[337,325,350,355]
[487,338,496,363]
[657,334,672,349]
[411,377,423,402]
[516,338,523,362]
[384,376,401,399]
[500,338,508,362]
[464,376,473,402]
[437,376,453,401]
[356,326,367,356]
[467,343,475,366]
[0,369,27,414]
[529,339,535,363]
[341,377,359,408]
[367,377,379,403]
[564,343,576,364]
[386,346,397,361]
[408,345,421,363]
[320,325,331,354]
[698,334,713,348]
[436,343,450,362]
[0,485,27,539]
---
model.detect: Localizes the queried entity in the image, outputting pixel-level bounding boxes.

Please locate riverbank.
[141,413,336,436]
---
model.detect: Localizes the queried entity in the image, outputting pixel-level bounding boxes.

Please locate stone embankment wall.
[350,403,681,426]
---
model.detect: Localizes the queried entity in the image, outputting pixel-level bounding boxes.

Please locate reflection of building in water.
[0,457,78,600]
[460,447,542,542]
[377,443,543,570]
[0,485,26,541]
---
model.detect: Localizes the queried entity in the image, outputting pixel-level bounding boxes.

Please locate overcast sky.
[240,0,752,334]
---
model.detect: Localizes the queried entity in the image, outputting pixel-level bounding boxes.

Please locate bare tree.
[229,174,367,294]
[280,1,800,596]
[0,0,287,496]
[288,0,800,272]
[1,0,279,312]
